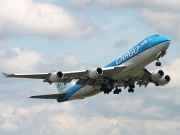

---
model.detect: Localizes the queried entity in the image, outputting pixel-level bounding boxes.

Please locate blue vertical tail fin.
[55,81,76,93]
[55,82,67,93]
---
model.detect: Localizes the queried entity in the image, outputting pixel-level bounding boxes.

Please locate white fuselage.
[68,41,170,101]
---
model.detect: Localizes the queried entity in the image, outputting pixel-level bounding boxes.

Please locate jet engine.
[50,71,64,82]
[151,70,164,81]
[88,68,103,79]
[158,75,171,86]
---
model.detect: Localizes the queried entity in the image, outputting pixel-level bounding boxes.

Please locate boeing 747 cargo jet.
[2,34,171,102]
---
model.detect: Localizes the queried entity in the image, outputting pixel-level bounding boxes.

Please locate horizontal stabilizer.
[29,93,66,99]
[2,72,10,78]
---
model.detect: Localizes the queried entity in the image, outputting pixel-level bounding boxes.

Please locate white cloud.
[113,39,128,48]
[0,44,98,73]
[0,44,180,135]
[161,58,180,105]
[0,45,42,73]
[72,0,180,40]
[0,0,97,39]
[161,58,180,87]
[0,100,180,135]
[139,10,180,40]
[73,0,180,10]
[0,1,180,134]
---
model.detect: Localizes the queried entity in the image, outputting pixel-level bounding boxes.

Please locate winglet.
[2,72,11,78]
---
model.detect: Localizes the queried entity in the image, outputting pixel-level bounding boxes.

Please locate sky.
[0,0,180,134]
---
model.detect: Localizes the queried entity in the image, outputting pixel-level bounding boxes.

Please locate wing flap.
[102,66,126,77]
[29,93,66,99]
[76,78,98,86]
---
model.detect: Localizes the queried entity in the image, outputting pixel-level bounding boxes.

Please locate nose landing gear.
[156,61,161,66]
[155,51,166,66]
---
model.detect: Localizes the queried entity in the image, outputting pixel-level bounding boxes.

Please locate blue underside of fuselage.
[57,34,170,102]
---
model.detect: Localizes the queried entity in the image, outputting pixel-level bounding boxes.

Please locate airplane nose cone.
[156,35,171,44]
[156,35,171,51]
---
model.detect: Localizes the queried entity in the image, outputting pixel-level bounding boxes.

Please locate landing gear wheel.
[113,88,121,94]
[156,62,158,66]
[156,62,161,66]
[128,88,134,93]
[159,62,161,66]
[101,83,110,94]
[128,89,131,93]
[113,90,116,94]
[103,89,108,94]
[131,89,134,93]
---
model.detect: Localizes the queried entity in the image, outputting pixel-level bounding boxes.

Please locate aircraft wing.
[136,68,170,87]
[63,66,126,78]
[2,72,49,79]
[2,65,126,86]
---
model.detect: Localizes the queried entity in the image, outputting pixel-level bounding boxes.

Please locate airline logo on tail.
[56,82,67,93]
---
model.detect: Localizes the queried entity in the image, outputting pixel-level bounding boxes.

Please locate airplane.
[2,34,171,103]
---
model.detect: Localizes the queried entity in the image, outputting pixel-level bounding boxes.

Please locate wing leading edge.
[2,72,49,79]
[2,65,126,86]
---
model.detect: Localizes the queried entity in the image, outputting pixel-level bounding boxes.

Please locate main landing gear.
[128,84,135,93]
[100,83,122,94]
[113,87,121,94]
[100,83,112,94]
[100,83,136,94]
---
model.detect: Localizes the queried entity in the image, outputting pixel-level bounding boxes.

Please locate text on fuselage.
[116,46,140,65]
